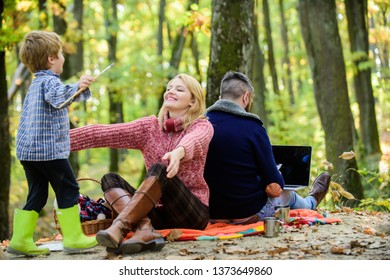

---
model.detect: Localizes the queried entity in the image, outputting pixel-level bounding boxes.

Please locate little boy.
[8,30,98,256]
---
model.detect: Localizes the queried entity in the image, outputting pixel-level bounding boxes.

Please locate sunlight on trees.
[1,0,389,239]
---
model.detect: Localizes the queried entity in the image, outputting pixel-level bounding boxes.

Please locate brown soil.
[2,208,389,261]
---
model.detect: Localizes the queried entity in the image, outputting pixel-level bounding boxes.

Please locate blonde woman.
[70,74,213,254]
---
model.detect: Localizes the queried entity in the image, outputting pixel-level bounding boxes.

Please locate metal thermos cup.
[263,217,281,237]
[275,205,290,224]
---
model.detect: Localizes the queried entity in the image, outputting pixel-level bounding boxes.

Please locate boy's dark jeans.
[21,159,79,212]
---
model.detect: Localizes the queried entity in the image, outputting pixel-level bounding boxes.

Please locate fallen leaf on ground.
[330,246,344,254]
[301,248,321,255]
[342,207,354,213]
[267,247,289,256]
[179,248,201,256]
[330,246,351,255]
[106,251,122,260]
[165,255,208,260]
[363,227,376,235]
[225,245,260,255]
[166,229,182,242]
[350,240,364,248]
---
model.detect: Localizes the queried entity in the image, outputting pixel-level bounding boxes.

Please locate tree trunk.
[190,33,202,80]
[376,5,389,69]
[157,0,199,109]
[299,0,363,200]
[68,0,84,177]
[157,0,166,57]
[104,0,123,173]
[0,1,11,241]
[262,0,280,96]
[38,0,48,29]
[262,0,287,123]
[252,7,268,126]
[345,0,381,163]
[53,0,71,78]
[207,0,255,106]
[67,0,84,77]
[279,0,294,105]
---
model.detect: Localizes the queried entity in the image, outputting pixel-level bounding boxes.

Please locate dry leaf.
[330,181,343,191]
[106,251,122,260]
[301,248,321,255]
[362,227,376,235]
[36,236,56,244]
[267,247,289,256]
[225,245,259,255]
[339,189,355,200]
[213,247,224,254]
[339,151,355,160]
[217,240,237,246]
[311,244,321,250]
[322,160,334,170]
[165,255,205,260]
[342,207,354,213]
[179,249,192,256]
[350,240,364,249]
[166,229,182,242]
[330,246,345,254]
[331,190,340,202]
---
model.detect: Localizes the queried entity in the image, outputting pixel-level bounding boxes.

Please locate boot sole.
[7,246,50,257]
[119,238,165,254]
[96,231,120,249]
[63,244,98,254]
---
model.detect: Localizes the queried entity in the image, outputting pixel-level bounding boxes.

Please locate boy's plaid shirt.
[16,70,91,161]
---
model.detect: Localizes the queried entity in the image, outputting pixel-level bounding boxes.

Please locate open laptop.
[272,145,312,191]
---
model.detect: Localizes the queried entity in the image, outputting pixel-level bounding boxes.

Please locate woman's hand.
[265,183,283,197]
[162,147,185,178]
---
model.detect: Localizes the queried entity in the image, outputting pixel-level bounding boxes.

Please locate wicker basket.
[54,178,113,235]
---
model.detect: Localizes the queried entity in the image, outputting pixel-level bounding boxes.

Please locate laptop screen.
[272,145,312,190]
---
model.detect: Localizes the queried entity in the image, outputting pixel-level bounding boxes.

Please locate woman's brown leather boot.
[119,217,165,254]
[104,187,133,218]
[95,176,162,249]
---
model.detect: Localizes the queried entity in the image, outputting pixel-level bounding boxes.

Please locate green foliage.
[359,197,390,212]
[320,167,390,212]
[0,0,27,51]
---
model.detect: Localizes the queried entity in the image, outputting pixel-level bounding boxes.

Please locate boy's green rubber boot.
[56,205,98,254]
[7,208,50,257]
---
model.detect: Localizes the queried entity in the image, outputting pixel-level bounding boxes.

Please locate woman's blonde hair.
[158,73,206,130]
[19,30,63,73]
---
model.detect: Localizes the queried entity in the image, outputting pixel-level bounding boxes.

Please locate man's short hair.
[220,71,254,99]
[19,30,63,73]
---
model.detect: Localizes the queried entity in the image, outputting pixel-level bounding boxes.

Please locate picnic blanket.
[123,209,342,242]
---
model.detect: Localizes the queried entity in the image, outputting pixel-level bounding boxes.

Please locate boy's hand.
[265,183,283,197]
[79,74,95,90]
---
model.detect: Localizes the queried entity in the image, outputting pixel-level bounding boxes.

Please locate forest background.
[0,0,389,242]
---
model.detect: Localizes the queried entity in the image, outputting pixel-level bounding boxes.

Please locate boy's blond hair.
[19,31,63,73]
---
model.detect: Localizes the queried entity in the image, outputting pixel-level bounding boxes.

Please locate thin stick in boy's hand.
[94,63,114,79]
[58,63,114,109]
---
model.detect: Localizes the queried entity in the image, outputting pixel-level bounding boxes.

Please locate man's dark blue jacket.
[204,99,284,219]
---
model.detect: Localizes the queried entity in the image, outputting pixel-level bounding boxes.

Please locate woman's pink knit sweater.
[70,115,214,206]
